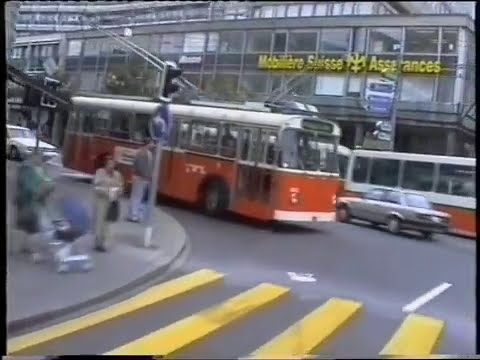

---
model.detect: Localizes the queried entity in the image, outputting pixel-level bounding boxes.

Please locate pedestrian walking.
[93,155,124,252]
[128,140,154,222]
[15,152,55,259]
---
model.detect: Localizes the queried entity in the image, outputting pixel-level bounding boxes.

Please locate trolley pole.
[143,68,168,248]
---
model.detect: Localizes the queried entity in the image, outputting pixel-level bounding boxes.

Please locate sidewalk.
[7,168,188,334]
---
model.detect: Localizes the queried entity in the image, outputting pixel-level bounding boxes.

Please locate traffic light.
[162,62,182,98]
[41,76,61,108]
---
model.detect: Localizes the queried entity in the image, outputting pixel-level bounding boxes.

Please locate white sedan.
[6,125,60,161]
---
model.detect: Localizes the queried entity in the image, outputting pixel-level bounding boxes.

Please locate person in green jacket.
[15,152,54,257]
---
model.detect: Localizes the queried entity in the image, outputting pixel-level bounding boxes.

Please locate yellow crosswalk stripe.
[379,313,445,357]
[105,283,291,356]
[8,269,224,355]
[248,298,363,359]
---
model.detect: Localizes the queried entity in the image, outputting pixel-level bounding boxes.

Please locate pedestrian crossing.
[8,269,446,358]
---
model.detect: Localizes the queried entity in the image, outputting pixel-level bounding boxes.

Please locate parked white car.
[6,125,59,161]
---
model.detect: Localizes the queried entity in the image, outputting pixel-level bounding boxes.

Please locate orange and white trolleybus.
[63,95,344,223]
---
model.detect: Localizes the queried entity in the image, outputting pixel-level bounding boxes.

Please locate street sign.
[378,121,392,132]
[367,96,393,114]
[376,131,391,142]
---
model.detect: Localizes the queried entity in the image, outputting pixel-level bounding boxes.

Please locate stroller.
[39,198,94,273]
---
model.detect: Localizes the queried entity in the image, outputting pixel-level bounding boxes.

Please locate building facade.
[9,1,476,156]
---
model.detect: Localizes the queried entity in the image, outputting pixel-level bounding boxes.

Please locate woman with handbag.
[93,155,124,252]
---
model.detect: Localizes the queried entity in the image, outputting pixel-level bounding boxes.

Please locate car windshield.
[405,194,432,209]
[279,128,339,173]
[9,128,34,139]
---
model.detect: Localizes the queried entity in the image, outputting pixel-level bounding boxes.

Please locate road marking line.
[380,313,445,357]
[8,269,224,355]
[248,298,363,359]
[402,283,452,313]
[287,272,317,282]
[105,283,291,356]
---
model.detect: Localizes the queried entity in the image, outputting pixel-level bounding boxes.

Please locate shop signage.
[257,54,442,74]
[179,55,202,64]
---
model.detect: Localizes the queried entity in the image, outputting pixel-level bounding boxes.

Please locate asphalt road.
[7,160,476,357]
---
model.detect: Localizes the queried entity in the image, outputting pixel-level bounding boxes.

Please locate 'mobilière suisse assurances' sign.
[257,54,443,74]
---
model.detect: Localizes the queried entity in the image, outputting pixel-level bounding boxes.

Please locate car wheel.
[9,146,19,161]
[387,216,401,235]
[336,205,350,223]
[204,181,229,216]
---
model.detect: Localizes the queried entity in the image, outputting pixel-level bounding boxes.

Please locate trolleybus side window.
[81,112,95,134]
[94,110,111,137]
[240,128,252,161]
[436,164,475,197]
[370,158,399,187]
[402,161,434,192]
[220,123,239,158]
[131,114,150,143]
[352,156,369,183]
[178,119,191,148]
[68,110,81,132]
[109,111,132,140]
[338,154,349,179]
[189,120,219,154]
[262,130,278,165]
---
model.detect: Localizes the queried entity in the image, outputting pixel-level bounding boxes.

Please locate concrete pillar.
[354,122,364,147]
[446,130,457,156]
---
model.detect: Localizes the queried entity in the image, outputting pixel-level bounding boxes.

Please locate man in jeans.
[128,141,154,222]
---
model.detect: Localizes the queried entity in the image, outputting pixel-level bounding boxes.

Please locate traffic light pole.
[388,49,403,152]
[143,66,168,248]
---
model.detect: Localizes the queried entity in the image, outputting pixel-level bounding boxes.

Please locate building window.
[207,32,219,52]
[405,28,440,54]
[436,75,455,103]
[261,6,274,18]
[400,77,435,102]
[183,33,206,53]
[352,156,369,183]
[160,33,184,54]
[319,29,350,52]
[289,75,314,96]
[315,74,345,96]
[343,2,355,15]
[330,3,343,15]
[288,31,317,52]
[301,4,314,17]
[436,164,475,197]
[273,33,287,53]
[441,28,458,54]
[353,28,367,52]
[246,31,272,53]
[402,161,434,192]
[368,28,402,53]
[314,3,327,16]
[370,159,399,187]
[287,5,300,17]
[356,2,374,14]
[276,5,287,18]
[347,75,363,97]
[240,73,268,94]
[219,31,244,53]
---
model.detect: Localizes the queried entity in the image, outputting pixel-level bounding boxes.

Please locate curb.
[7,222,189,337]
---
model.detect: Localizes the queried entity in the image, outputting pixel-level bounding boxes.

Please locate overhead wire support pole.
[144,67,169,248]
